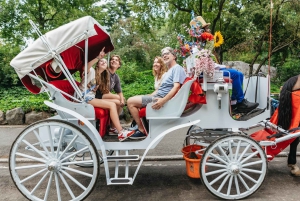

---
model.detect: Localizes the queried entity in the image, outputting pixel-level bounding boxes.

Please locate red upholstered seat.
[49,80,109,137]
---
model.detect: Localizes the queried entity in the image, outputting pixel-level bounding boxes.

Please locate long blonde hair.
[95,59,110,94]
[152,56,167,80]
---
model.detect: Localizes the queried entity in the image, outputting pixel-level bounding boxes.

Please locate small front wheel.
[9,119,99,201]
[200,134,267,200]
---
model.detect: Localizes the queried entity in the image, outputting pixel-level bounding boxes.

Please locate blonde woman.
[151,56,168,95]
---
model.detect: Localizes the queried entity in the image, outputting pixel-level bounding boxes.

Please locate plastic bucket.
[182,145,205,178]
[183,154,201,178]
[181,145,203,156]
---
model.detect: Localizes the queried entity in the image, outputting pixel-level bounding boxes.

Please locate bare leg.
[127,96,145,133]
[102,93,123,115]
[88,99,123,133]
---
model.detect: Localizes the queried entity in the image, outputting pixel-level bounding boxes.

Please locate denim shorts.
[83,92,95,103]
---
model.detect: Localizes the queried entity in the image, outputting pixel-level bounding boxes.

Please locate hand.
[151,98,166,110]
[98,47,106,59]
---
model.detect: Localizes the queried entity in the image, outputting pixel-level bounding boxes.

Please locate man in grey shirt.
[127,47,187,139]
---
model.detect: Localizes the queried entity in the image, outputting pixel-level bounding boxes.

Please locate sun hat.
[190,16,211,28]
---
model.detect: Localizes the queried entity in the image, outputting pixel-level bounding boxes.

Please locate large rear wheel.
[200,134,267,200]
[9,119,99,201]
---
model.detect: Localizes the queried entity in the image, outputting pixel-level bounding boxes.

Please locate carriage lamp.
[213,82,229,109]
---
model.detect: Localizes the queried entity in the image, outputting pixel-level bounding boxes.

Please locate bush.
[0,86,50,113]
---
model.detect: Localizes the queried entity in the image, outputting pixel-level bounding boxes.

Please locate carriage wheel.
[9,119,99,201]
[200,134,267,200]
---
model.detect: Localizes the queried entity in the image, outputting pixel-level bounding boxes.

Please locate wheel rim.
[200,134,267,200]
[9,119,99,201]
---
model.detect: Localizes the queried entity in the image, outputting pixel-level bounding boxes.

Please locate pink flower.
[194,49,215,78]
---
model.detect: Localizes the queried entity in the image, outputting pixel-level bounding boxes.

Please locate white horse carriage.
[9,16,300,200]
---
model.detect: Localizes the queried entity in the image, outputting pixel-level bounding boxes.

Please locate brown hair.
[109,54,122,68]
[152,56,168,80]
[95,59,110,94]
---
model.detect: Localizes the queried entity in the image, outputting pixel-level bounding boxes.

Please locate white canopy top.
[10,16,112,79]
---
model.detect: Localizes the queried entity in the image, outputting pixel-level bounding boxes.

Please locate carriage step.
[109,178,133,185]
[107,155,139,161]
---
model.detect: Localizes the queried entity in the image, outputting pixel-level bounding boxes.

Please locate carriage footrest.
[109,178,133,185]
[107,155,139,161]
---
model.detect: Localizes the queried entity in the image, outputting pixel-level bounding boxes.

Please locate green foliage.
[275,58,300,85]
[0,87,50,113]
[118,65,154,99]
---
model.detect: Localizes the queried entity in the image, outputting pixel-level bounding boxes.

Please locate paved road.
[1,125,300,200]
[1,158,300,201]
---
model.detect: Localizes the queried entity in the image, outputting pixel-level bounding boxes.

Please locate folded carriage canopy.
[10,16,114,94]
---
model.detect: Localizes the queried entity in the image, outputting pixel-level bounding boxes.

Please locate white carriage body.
[11,16,298,201]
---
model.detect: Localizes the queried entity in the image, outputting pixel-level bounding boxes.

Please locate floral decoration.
[194,49,215,78]
[214,31,224,47]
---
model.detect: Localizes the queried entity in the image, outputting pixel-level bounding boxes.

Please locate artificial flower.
[201,32,214,41]
[194,49,215,78]
[214,31,224,47]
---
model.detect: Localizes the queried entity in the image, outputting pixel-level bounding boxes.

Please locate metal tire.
[200,134,267,200]
[9,119,99,201]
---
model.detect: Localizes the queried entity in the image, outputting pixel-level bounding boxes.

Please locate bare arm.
[117,92,126,107]
[152,82,181,110]
[85,47,106,74]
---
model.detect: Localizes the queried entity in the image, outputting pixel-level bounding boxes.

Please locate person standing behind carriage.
[77,48,133,142]
[127,47,187,139]
[272,75,300,176]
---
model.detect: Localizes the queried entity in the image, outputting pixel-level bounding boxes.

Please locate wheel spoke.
[31,171,49,195]
[234,175,240,195]
[60,146,89,162]
[226,175,233,196]
[237,174,250,191]
[242,160,263,168]
[237,144,251,162]
[61,169,87,190]
[62,166,93,178]
[54,173,61,201]
[217,145,230,162]
[240,151,259,164]
[43,172,53,201]
[234,140,241,161]
[47,125,55,157]
[206,162,227,168]
[21,140,49,160]
[33,129,51,158]
[15,152,46,163]
[20,168,47,184]
[240,171,258,184]
[228,140,233,161]
[62,160,93,166]
[241,168,262,174]
[206,168,227,176]
[15,164,45,170]
[217,174,230,192]
[55,128,65,158]
[209,153,228,165]
[57,134,79,160]
[58,171,76,199]
[209,172,228,185]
